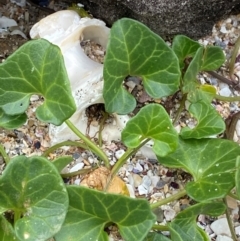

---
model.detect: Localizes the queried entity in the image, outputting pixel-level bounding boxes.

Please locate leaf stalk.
[65,120,110,168]
[150,189,187,210]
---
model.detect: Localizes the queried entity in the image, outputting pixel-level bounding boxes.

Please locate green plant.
[0,18,240,241]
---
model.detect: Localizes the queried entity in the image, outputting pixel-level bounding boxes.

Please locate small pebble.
[216,235,233,241]
[156,179,167,189]
[70,163,84,172]
[210,218,231,237]
[164,208,176,221]
[115,149,125,159]
[153,208,164,222]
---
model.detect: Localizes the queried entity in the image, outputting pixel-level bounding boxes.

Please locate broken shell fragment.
[30,10,130,144]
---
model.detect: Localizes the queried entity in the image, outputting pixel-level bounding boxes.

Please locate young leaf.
[0,108,27,129]
[182,47,204,93]
[144,232,171,241]
[0,215,18,241]
[0,39,76,125]
[0,155,68,241]
[52,156,73,172]
[235,156,240,199]
[158,138,240,202]
[201,46,225,71]
[180,100,225,138]
[169,202,226,241]
[122,104,178,157]
[172,35,201,68]
[55,186,156,241]
[103,18,180,114]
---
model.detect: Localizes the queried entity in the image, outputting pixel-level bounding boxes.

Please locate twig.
[206,71,240,91]
[229,36,240,81]
[223,197,238,241]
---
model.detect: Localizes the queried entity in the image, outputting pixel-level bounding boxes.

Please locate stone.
[153,208,164,222]
[216,235,233,241]
[80,0,240,40]
[210,218,231,237]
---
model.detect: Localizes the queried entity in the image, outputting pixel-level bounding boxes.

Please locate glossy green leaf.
[0,215,18,241]
[169,202,226,241]
[201,46,225,71]
[55,186,156,241]
[159,138,240,202]
[122,104,178,157]
[103,18,181,114]
[144,232,171,241]
[235,156,240,199]
[0,155,68,241]
[0,39,76,125]
[172,35,201,68]
[180,100,225,138]
[52,156,73,172]
[0,108,27,129]
[182,47,203,93]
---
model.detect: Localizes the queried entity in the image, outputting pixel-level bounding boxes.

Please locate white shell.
[30,10,130,144]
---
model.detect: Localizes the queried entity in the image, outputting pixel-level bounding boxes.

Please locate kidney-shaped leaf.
[0,215,18,241]
[122,104,178,157]
[0,39,76,125]
[235,156,240,199]
[55,186,156,241]
[169,202,226,241]
[158,138,240,202]
[180,100,225,138]
[201,46,225,71]
[172,35,201,68]
[182,47,203,93]
[103,18,180,114]
[144,232,171,241]
[0,108,27,129]
[0,155,68,241]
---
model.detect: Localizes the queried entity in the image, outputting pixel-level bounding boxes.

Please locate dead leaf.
[80,166,129,196]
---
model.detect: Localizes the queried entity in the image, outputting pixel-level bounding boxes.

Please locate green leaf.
[172,35,201,68]
[158,138,240,202]
[0,39,76,125]
[0,108,27,129]
[235,156,240,199]
[201,46,225,71]
[52,156,73,172]
[55,186,156,241]
[144,232,171,241]
[144,233,171,241]
[182,47,204,93]
[122,104,178,157]
[169,202,226,241]
[0,215,18,241]
[103,18,180,114]
[180,99,225,138]
[0,155,68,241]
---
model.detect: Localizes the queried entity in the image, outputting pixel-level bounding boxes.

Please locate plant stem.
[151,224,169,231]
[42,140,90,157]
[150,189,187,210]
[105,138,151,191]
[61,166,97,178]
[173,93,187,125]
[228,192,239,200]
[0,143,10,165]
[14,210,21,224]
[98,111,109,147]
[229,36,240,80]
[65,119,110,168]
[223,197,238,241]
[214,94,240,102]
